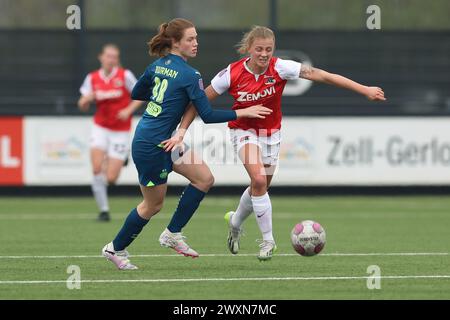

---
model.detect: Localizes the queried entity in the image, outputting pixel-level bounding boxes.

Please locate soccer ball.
[291,220,326,256]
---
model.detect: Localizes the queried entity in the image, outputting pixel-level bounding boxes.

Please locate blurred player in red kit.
[78,43,142,221]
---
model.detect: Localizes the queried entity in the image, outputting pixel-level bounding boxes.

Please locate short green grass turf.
[0,195,449,299]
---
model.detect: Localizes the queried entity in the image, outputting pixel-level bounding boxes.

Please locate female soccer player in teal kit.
[101,18,271,270]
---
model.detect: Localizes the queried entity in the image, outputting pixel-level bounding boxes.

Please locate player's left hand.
[161,129,187,152]
[365,86,386,101]
[117,108,133,120]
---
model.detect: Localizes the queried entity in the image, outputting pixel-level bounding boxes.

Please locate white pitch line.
[0,211,441,220]
[0,252,448,259]
[1,275,450,285]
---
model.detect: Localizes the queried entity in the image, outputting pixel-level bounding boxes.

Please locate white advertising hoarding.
[277,118,450,185]
[23,116,450,186]
[24,117,140,185]
[25,117,91,185]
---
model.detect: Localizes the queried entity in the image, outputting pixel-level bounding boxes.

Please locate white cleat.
[102,242,138,270]
[257,240,277,261]
[224,211,243,255]
[159,228,199,258]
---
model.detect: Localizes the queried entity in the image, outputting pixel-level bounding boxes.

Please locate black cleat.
[97,211,111,222]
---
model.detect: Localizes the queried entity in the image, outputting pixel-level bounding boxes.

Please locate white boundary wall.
[23,116,450,186]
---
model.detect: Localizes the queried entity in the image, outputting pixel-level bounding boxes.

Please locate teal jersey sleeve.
[186,70,237,124]
[131,67,153,101]
[134,54,236,144]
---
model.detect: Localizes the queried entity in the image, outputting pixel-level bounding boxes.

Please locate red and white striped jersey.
[80,67,137,131]
[211,57,301,136]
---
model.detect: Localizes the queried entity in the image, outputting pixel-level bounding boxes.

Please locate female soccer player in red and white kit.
[78,44,143,221]
[163,26,386,260]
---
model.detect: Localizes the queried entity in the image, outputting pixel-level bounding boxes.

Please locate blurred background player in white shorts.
[78,43,143,221]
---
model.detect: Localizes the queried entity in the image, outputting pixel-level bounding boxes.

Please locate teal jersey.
[131,53,236,144]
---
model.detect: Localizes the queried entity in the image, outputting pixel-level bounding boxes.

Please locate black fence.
[1,29,449,116]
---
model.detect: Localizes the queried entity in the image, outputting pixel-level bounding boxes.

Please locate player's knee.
[251,175,267,192]
[106,176,118,185]
[106,170,121,185]
[196,173,214,191]
[203,173,215,189]
[92,167,103,175]
[138,201,163,219]
[149,202,164,216]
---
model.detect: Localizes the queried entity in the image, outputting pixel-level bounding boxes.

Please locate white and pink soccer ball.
[291,220,326,256]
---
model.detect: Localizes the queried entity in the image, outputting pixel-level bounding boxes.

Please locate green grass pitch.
[0,195,449,299]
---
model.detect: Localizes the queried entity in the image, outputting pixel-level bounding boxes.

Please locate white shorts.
[90,123,131,161]
[230,129,281,166]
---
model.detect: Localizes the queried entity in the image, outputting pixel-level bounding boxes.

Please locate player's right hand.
[161,129,187,152]
[78,93,95,112]
[365,86,386,101]
[236,105,272,119]
[78,101,90,112]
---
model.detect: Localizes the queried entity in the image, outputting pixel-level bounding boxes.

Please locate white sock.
[231,187,253,228]
[91,174,109,212]
[251,192,274,241]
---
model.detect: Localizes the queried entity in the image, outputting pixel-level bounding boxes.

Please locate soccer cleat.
[257,240,277,261]
[224,211,243,254]
[102,242,138,270]
[97,211,111,222]
[159,228,199,258]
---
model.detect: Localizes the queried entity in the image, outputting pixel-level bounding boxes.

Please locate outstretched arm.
[161,86,221,151]
[299,65,386,101]
[179,86,221,128]
[161,86,221,152]
[161,85,272,151]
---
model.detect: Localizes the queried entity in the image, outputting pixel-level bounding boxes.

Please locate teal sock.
[113,208,149,251]
[167,184,206,233]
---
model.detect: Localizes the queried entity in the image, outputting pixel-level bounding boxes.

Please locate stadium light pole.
[170,0,182,18]
[269,0,278,32]
[75,0,86,110]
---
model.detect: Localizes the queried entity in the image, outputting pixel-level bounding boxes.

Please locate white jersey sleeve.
[275,58,302,80]
[210,65,231,95]
[79,74,92,96]
[124,69,138,93]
